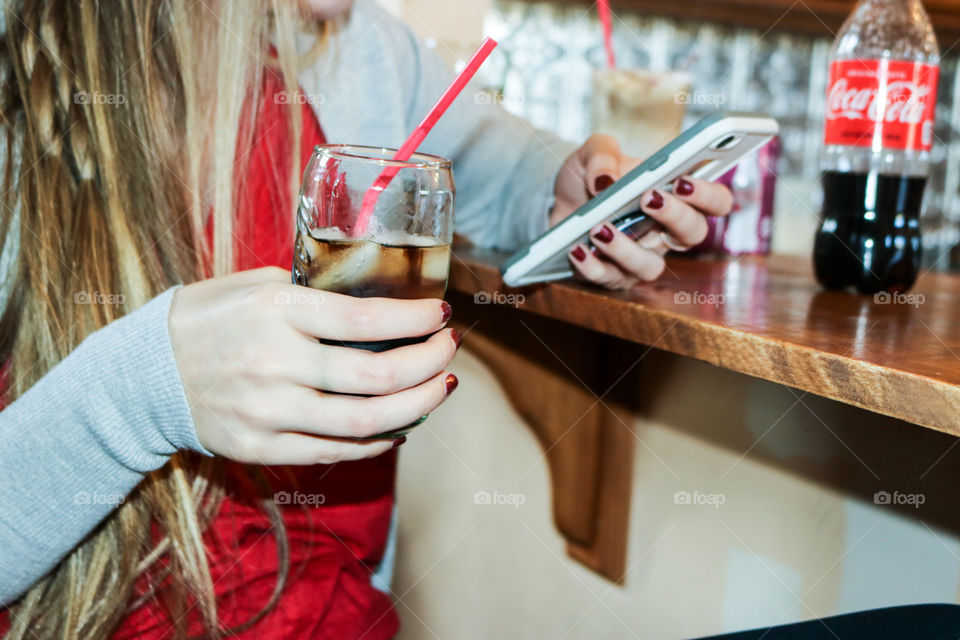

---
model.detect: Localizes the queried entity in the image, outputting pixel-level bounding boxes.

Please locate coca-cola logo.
[824,60,939,151]
[827,78,931,124]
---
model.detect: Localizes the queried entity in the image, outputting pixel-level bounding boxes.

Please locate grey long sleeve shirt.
[0,0,577,605]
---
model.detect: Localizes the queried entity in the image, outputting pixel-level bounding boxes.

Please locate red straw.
[355,37,499,235]
[598,0,616,69]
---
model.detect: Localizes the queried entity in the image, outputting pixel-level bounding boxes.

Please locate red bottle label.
[824,59,939,152]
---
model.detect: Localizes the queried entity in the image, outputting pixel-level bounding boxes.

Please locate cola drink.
[293,229,450,300]
[813,0,939,294]
[293,228,451,352]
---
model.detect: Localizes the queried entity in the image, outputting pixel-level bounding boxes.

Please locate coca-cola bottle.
[813,0,940,294]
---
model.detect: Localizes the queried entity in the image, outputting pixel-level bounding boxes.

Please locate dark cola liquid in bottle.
[814,0,939,293]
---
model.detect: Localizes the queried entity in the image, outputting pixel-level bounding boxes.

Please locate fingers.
[293,371,457,439]
[630,176,733,250]
[633,188,709,250]
[584,225,668,282]
[281,290,451,342]
[578,134,624,197]
[293,328,460,395]
[566,174,733,288]
[263,434,396,466]
[568,244,648,289]
[226,427,395,466]
[672,176,735,218]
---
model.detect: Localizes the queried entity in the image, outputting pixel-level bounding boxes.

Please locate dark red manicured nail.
[594,175,615,193]
[391,436,408,449]
[451,328,462,348]
[441,301,452,324]
[676,179,695,196]
[571,246,587,262]
[445,373,459,394]
[594,225,615,244]
[646,190,664,210]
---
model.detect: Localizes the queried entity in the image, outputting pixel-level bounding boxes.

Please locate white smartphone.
[501,112,779,287]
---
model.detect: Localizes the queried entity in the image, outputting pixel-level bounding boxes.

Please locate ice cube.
[307,239,381,291]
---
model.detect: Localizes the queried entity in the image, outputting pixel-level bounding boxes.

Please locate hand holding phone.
[501,112,779,287]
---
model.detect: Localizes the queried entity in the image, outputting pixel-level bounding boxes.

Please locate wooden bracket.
[450,291,640,584]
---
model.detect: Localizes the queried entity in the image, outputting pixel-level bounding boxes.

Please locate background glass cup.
[591,69,692,160]
[292,144,455,440]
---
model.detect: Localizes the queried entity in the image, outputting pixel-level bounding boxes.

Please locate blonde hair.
[0,1,312,637]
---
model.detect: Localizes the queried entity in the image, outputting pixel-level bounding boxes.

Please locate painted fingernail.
[391,436,408,449]
[594,175,615,193]
[445,373,459,395]
[571,246,587,262]
[451,328,463,348]
[594,224,615,244]
[645,190,664,210]
[441,301,452,324]
[676,178,695,196]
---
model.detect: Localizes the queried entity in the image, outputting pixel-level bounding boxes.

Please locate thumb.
[579,134,624,197]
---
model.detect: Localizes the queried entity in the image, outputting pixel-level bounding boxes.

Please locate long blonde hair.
[0,1,311,637]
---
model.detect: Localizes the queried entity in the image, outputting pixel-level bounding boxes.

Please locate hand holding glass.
[292,145,455,440]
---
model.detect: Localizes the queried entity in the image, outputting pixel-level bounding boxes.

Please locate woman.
[0,0,733,637]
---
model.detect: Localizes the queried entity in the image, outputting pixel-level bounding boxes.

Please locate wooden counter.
[447,249,960,583]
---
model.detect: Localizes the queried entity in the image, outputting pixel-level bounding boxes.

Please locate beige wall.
[377,0,491,59]
[394,347,960,639]
[376,0,492,73]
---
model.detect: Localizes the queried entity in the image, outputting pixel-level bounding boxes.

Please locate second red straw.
[355,37,499,235]
[598,0,616,69]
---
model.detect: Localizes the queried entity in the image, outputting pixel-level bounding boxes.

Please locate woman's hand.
[168,267,458,465]
[551,134,735,290]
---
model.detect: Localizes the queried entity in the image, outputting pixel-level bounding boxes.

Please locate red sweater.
[1,70,399,639]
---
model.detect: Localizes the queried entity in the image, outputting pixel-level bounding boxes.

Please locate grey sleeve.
[367,2,580,251]
[0,286,209,606]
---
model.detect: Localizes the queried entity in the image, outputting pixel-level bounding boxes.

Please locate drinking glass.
[292,144,455,440]
[591,69,692,160]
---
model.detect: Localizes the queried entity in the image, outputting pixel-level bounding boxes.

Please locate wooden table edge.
[449,251,960,436]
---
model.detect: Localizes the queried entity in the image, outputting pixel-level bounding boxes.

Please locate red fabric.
[0,69,399,639]
[113,458,398,639]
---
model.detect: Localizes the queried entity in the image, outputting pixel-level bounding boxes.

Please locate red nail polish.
[571,246,587,262]
[441,301,452,324]
[594,175,615,193]
[676,179,694,196]
[445,373,459,394]
[594,225,614,244]
[391,436,408,449]
[646,190,664,210]
[451,328,462,348]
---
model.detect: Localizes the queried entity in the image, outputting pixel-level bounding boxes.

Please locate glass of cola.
[292,145,455,439]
